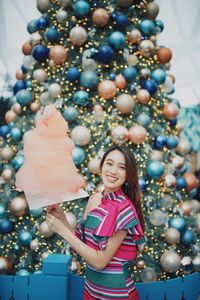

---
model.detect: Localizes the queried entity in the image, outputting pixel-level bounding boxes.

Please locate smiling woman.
[46,145,146,300]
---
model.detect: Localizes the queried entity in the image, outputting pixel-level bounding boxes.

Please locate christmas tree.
[0,0,199,281]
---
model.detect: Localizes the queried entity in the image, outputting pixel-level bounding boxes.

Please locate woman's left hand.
[46,213,66,235]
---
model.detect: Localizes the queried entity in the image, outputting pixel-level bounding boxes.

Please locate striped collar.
[103,188,126,202]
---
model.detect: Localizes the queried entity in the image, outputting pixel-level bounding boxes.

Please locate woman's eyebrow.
[106,158,125,165]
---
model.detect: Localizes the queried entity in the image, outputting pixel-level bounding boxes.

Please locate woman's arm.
[46,213,127,271]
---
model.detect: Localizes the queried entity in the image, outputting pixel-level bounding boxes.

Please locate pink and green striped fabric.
[75,188,146,299]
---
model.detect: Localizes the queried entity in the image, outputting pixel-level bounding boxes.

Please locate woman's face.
[101,150,126,193]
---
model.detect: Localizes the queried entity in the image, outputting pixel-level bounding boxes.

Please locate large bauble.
[98,80,117,100]
[9,196,28,217]
[116,94,135,114]
[160,250,181,273]
[88,158,101,174]
[71,126,91,146]
[164,228,180,244]
[92,8,109,27]
[69,26,87,46]
[129,125,147,144]
[39,221,54,238]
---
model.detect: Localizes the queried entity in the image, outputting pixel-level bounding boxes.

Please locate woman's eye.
[106,162,112,166]
[119,166,125,169]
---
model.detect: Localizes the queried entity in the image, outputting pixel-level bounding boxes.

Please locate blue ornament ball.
[16,269,30,276]
[169,118,177,127]
[147,161,164,179]
[116,13,129,27]
[37,17,48,29]
[155,20,164,32]
[140,19,155,35]
[73,90,89,106]
[63,107,79,122]
[16,89,33,106]
[166,136,179,149]
[176,177,187,189]
[154,135,167,149]
[30,208,43,218]
[13,80,27,95]
[181,230,195,245]
[32,45,49,61]
[80,71,99,89]
[169,217,187,233]
[136,113,151,128]
[122,67,137,81]
[45,28,59,43]
[98,45,114,64]
[13,244,20,253]
[66,67,80,82]
[10,127,22,142]
[0,219,15,234]
[72,146,86,165]
[111,12,117,20]
[19,230,33,245]
[108,31,126,49]
[143,79,157,94]
[0,204,6,218]
[21,64,28,74]
[139,177,147,192]
[151,68,166,84]
[74,0,90,17]
[11,155,24,171]
[25,80,32,88]
[0,125,10,138]
[109,73,116,80]
[27,19,38,34]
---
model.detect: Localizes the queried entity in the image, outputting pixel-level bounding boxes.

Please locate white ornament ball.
[71,126,91,146]
[33,69,47,83]
[48,83,62,98]
[39,221,54,238]
[164,228,180,244]
[88,158,101,174]
[40,92,52,105]
[116,94,135,114]
[150,150,163,161]
[165,174,176,187]
[69,26,87,46]
[30,239,39,250]
[127,55,138,66]
[111,125,128,144]
[56,9,68,23]
[160,250,181,273]
[149,209,165,226]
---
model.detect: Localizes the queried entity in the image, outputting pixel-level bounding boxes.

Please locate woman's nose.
[109,165,117,174]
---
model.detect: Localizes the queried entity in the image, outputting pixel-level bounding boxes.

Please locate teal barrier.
[0,254,199,300]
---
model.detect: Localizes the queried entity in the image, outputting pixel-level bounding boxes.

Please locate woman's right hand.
[47,204,69,227]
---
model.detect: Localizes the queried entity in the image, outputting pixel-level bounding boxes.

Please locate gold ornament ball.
[127,54,138,66]
[183,172,199,191]
[49,45,68,65]
[0,146,15,161]
[136,89,150,104]
[128,125,147,144]
[12,103,22,115]
[160,250,181,273]
[69,26,87,46]
[136,260,146,269]
[2,169,13,181]
[88,158,101,174]
[116,94,135,114]
[5,110,17,123]
[9,196,28,217]
[0,257,12,275]
[111,126,128,144]
[65,212,77,229]
[157,47,172,64]
[128,29,141,45]
[98,80,117,100]
[164,228,180,244]
[71,126,91,146]
[92,8,109,27]
[30,102,40,112]
[115,74,126,89]
[22,41,32,55]
[39,221,54,238]
[163,103,179,119]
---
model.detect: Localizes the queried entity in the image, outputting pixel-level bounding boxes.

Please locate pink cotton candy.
[15,105,88,209]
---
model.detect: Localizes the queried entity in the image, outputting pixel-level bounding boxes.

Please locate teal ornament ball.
[63,106,79,122]
[122,67,137,81]
[11,155,24,171]
[169,217,187,233]
[73,90,89,106]
[151,68,166,84]
[108,31,126,49]
[147,161,164,179]
[16,269,30,276]
[72,146,86,165]
[140,19,155,35]
[166,136,179,149]
[181,230,195,245]
[45,27,59,42]
[27,19,38,34]
[19,230,33,245]
[30,208,43,218]
[80,71,99,88]
[136,113,151,128]
[16,89,33,106]
[10,127,22,142]
[0,204,6,218]
[74,0,90,17]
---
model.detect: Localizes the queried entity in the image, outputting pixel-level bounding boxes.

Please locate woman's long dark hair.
[100,145,145,232]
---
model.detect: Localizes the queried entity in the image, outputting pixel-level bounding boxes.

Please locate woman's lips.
[106,175,118,182]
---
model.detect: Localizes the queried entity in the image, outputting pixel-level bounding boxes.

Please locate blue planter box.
[0,254,199,300]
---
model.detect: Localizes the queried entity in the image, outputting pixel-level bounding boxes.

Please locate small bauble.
[48,83,62,98]
[160,250,181,273]
[9,196,28,217]
[88,158,101,174]
[117,0,133,8]
[157,47,172,64]
[49,45,67,65]
[139,40,154,57]
[136,260,146,269]
[71,126,91,146]
[115,74,126,89]
[116,94,135,114]
[127,54,138,66]
[163,103,179,120]
[146,2,159,19]
[181,256,193,274]
[176,137,191,155]
[179,201,192,215]
[128,29,141,44]
[39,221,54,238]
[22,41,32,55]
[30,102,40,112]
[33,68,47,83]
[2,169,13,181]
[5,110,17,123]
[149,209,165,226]
[69,26,87,46]
[150,150,163,161]
[140,267,157,282]
[30,238,39,250]
[12,103,22,114]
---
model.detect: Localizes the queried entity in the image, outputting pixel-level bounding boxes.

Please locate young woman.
[46,145,146,300]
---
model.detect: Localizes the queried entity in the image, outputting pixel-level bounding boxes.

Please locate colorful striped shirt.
[74,188,146,299]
